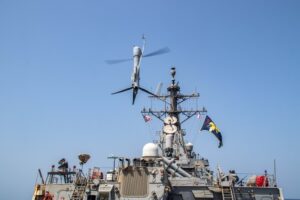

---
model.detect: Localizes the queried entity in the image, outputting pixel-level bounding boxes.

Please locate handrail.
[234,173,276,187]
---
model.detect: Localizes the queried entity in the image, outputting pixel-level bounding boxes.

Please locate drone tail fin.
[132,88,138,105]
[112,86,157,105]
[138,86,157,97]
[111,87,133,95]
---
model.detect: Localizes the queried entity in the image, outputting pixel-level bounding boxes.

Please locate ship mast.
[141,67,207,159]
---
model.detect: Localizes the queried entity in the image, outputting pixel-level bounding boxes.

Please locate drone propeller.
[143,47,170,57]
[105,47,170,65]
[105,58,131,65]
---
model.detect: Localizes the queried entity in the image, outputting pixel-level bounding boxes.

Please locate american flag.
[143,115,152,122]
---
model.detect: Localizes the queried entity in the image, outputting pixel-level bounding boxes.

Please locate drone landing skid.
[112,86,157,105]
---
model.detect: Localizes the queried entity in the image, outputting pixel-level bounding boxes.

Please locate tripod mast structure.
[141,67,207,158]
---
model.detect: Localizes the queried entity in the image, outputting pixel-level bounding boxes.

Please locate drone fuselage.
[131,46,142,88]
[111,43,160,105]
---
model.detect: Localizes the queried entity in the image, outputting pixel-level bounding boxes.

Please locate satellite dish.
[163,124,177,134]
[164,116,177,124]
[78,154,91,165]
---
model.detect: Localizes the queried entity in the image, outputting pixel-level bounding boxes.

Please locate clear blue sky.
[0,0,300,199]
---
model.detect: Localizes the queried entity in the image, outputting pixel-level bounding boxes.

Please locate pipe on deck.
[162,157,192,178]
[164,164,183,177]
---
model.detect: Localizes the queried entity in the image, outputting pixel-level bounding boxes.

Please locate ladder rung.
[71,177,87,200]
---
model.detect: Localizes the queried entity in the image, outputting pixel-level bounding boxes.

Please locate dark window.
[87,195,96,200]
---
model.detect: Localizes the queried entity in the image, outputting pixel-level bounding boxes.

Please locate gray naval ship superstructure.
[32,68,284,200]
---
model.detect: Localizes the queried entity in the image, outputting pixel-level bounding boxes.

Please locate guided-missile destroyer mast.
[32,68,284,200]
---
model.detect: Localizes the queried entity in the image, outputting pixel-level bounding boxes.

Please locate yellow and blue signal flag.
[201,116,223,148]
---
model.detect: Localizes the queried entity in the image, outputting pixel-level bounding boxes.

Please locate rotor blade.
[143,47,170,57]
[105,58,131,65]
[138,86,158,97]
[111,87,133,95]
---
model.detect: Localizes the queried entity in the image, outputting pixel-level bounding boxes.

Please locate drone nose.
[133,46,142,56]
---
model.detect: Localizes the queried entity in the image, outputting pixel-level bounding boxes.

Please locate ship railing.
[46,171,77,184]
[233,172,277,187]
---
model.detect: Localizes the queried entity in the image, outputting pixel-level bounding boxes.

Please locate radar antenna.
[78,154,90,170]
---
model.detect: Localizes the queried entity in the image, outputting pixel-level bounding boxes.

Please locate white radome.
[142,143,159,158]
[185,142,193,151]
